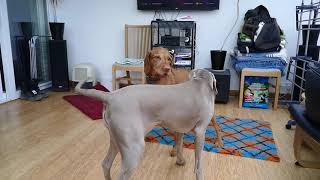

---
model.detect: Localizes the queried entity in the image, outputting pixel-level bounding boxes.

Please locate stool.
[112,63,145,91]
[239,68,281,110]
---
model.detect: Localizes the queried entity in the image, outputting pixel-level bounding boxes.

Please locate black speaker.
[205,69,231,103]
[185,29,191,46]
[49,40,70,91]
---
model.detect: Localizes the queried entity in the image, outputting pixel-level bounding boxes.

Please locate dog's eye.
[153,58,161,63]
[153,55,161,59]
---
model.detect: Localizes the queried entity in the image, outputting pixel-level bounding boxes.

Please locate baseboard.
[0,93,7,104]
[229,90,239,97]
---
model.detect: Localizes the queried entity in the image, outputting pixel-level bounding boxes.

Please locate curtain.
[31,0,50,83]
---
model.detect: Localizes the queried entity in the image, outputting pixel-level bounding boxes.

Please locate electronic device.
[184,28,191,46]
[174,53,192,66]
[161,35,191,46]
[72,63,96,86]
[161,35,181,46]
[49,40,70,91]
[138,0,220,10]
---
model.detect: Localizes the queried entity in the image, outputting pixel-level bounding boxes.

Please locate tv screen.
[137,0,220,10]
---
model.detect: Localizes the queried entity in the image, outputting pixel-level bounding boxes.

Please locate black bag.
[238,5,281,53]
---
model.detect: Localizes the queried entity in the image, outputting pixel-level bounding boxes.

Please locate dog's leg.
[194,127,205,180]
[102,137,119,180]
[118,141,145,180]
[211,117,224,148]
[170,132,178,157]
[175,132,186,166]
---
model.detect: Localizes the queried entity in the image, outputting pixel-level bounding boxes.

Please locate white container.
[72,63,96,85]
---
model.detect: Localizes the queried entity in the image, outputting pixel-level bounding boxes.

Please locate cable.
[154,11,162,20]
[221,0,240,51]
[153,11,157,20]
[161,10,168,20]
[169,10,181,21]
[175,10,181,20]
[159,11,165,20]
[170,11,174,21]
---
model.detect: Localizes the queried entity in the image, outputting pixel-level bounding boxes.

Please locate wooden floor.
[0,92,319,180]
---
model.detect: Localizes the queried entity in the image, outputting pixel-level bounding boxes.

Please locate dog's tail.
[75,80,110,103]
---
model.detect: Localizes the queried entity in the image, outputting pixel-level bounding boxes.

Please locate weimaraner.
[75,69,223,180]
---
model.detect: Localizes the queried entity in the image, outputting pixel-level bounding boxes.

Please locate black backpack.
[238,5,282,53]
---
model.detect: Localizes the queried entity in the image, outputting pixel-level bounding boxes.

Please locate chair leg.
[294,126,320,169]
[293,126,303,161]
[141,71,146,84]
[126,71,132,85]
[239,72,245,108]
[296,160,320,169]
[112,66,116,91]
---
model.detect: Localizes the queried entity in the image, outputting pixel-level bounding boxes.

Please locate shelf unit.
[287,0,320,102]
[285,0,320,129]
[151,20,196,69]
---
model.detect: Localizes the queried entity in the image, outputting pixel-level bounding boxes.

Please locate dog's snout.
[163,66,171,72]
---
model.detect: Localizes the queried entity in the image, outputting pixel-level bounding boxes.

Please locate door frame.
[0,0,19,103]
[0,71,5,103]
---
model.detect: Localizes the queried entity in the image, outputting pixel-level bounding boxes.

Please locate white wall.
[0,0,19,102]
[51,0,301,90]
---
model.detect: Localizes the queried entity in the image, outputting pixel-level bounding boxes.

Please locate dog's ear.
[144,50,152,76]
[190,69,218,95]
[207,71,218,95]
[212,74,218,95]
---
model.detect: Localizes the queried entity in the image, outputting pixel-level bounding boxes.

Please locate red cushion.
[63,83,109,120]
[63,95,103,120]
[94,83,110,92]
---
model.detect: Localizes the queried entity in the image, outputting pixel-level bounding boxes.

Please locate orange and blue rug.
[145,115,280,162]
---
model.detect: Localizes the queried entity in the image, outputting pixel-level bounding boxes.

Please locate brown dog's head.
[144,47,173,78]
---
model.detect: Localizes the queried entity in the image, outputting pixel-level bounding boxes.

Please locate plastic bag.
[243,76,269,109]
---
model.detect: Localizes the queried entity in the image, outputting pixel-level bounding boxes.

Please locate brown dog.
[144,47,190,85]
[144,47,223,157]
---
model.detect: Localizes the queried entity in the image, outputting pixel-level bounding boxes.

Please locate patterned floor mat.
[145,115,280,162]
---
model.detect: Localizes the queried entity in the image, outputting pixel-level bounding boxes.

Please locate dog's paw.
[176,159,186,166]
[170,149,177,157]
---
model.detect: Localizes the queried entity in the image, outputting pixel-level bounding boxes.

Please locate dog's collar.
[146,76,160,84]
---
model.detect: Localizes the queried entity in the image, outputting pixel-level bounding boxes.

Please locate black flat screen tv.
[137,0,220,10]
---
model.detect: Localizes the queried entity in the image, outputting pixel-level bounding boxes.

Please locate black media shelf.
[151,20,196,69]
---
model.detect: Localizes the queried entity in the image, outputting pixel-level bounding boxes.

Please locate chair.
[112,25,151,90]
[289,104,320,168]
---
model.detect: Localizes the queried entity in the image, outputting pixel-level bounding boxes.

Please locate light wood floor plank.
[0,92,319,180]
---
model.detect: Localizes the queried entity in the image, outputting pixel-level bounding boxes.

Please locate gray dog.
[76,69,223,180]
